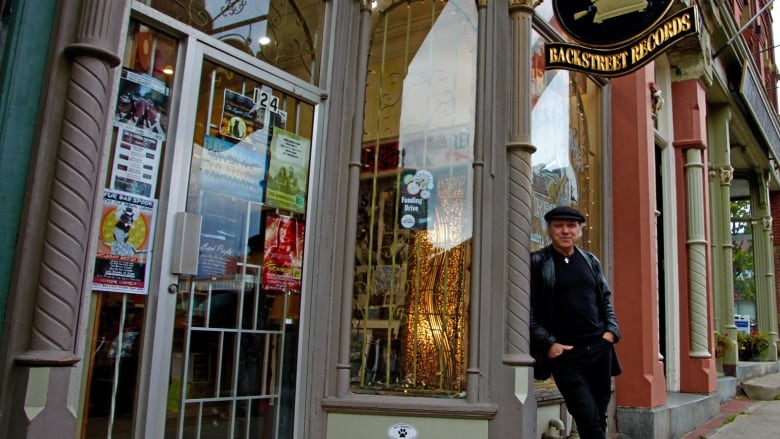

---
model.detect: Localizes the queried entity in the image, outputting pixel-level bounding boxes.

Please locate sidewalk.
[681,398,780,438]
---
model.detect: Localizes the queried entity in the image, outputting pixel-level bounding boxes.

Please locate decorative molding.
[718,165,734,185]
[650,83,664,120]
[508,0,542,13]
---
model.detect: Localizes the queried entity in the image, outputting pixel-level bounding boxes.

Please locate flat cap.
[544,205,586,223]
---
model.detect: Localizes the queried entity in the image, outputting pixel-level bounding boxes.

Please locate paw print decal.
[388,423,418,439]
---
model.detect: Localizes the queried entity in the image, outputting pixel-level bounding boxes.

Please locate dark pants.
[550,338,614,439]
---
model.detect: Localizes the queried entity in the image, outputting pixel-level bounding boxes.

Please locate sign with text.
[262,213,304,292]
[545,4,698,77]
[266,128,311,214]
[553,0,674,47]
[399,169,434,230]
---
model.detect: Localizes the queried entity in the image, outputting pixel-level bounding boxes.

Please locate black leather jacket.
[529,245,621,379]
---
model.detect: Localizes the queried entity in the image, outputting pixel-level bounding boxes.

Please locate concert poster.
[262,212,304,292]
[109,125,163,198]
[265,128,311,214]
[93,189,157,295]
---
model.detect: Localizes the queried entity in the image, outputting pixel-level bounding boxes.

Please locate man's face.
[548,219,581,252]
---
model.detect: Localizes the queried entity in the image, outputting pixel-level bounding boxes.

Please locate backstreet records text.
[545,6,698,78]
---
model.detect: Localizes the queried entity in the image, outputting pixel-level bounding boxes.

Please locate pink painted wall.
[671,80,717,394]
[611,66,667,408]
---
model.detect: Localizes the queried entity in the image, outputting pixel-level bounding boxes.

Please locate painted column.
[754,175,779,360]
[671,79,716,394]
[10,0,128,436]
[772,191,780,342]
[16,0,125,366]
[504,0,537,367]
[504,3,538,438]
[684,146,711,358]
[668,79,711,360]
[466,0,488,403]
[611,68,666,408]
[337,0,373,398]
[706,106,738,371]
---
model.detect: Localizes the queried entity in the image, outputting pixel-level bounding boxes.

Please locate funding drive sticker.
[388,423,418,439]
[399,169,434,230]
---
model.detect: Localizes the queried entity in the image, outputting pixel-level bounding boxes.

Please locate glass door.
[164,47,316,439]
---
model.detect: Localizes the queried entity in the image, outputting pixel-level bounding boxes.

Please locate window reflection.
[147,0,325,84]
[536,1,554,22]
[530,31,604,255]
[353,0,476,398]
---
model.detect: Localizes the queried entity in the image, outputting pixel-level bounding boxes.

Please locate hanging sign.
[553,0,675,47]
[545,3,698,77]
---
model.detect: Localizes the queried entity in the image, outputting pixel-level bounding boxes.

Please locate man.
[530,205,621,439]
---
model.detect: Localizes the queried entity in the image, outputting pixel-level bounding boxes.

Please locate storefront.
[0,1,668,438]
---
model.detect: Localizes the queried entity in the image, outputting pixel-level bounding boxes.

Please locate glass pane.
[147,0,325,85]
[352,0,477,398]
[84,20,179,438]
[84,294,146,439]
[167,57,312,438]
[530,31,604,256]
[108,21,177,199]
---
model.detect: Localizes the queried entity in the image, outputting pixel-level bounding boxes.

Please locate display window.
[530,30,605,256]
[351,0,477,398]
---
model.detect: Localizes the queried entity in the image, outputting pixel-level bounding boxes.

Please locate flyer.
[265,128,311,213]
[399,169,433,230]
[93,189,157,295]
[109,125,163,198]
[114,68,169,140]
[200,135,267,202]
[221,89,259,141]
[220,87,286,146]
[196,191,244,278]
[262,213,304,292]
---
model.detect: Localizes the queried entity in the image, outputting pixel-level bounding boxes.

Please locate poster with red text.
[262,213,304,292]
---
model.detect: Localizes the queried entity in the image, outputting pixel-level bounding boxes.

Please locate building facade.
[0,1,778,438]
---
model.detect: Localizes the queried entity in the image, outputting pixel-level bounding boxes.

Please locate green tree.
[731,199,756,301]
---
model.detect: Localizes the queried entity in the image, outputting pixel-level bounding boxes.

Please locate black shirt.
[552,249,604,345]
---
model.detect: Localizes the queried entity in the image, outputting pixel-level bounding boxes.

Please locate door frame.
[125,20,325,437]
